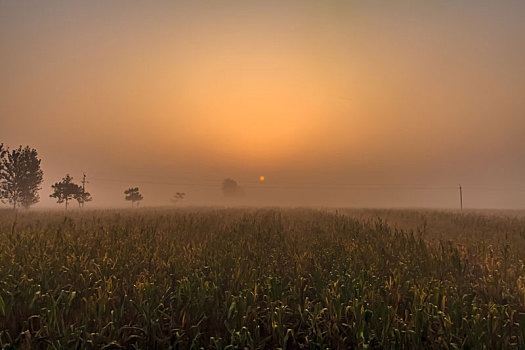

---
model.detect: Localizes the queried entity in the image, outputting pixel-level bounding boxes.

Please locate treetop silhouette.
[0,145,44,209]
[124,187,143,207]
[50,174,83,209]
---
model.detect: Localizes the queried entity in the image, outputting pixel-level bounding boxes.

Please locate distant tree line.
[1,143,246,209]
[0,143,92,210]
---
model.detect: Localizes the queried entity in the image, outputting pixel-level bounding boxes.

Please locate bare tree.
[50,174,82,209]
[0,145,44,209]
[124,187,143,207]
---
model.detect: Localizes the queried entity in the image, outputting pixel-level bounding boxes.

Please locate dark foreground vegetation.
[1,208,525,349]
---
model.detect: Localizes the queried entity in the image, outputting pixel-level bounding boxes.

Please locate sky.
[1,0,524,209]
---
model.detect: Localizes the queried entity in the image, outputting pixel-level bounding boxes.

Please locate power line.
[88,177,525,191]
[89,177,219,187]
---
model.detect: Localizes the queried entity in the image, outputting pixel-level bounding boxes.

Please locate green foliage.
[0,208,524,348]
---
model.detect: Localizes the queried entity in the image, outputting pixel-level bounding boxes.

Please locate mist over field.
[1,0,525,209]
[3,2,525,348]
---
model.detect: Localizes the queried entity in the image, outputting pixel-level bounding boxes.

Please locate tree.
[222,178,243,197]
[50,174,82,209]
[124,187,143,207]
[76,173,92,208]
[75,188,92,208]
[0,144,4,197]
[171,192,186,204]
[0,144,4,170]
[0,145,44,209]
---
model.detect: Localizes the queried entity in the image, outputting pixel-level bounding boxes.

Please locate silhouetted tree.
[0,144,4,198]
[124,187,143,207]
[222,178,243,197]
[0,144,4,169]
[75,188,92,208]
[50,174,82,209]
[171,192,186,204]
[0,145,44,209]
[0,144,5,179]
[76,173,92,208]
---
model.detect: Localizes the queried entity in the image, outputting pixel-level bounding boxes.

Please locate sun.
[259,176,265,181]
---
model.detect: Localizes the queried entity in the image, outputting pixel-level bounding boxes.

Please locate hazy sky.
[1,0,524,208]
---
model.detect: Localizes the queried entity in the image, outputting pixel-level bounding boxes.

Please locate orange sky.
[1,1,525,208]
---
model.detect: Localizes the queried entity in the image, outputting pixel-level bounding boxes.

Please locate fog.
[1,0,524,209]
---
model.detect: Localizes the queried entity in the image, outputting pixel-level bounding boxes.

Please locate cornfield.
[1,208,524,349]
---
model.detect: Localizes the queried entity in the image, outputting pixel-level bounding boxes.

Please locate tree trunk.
[65,198,68,210]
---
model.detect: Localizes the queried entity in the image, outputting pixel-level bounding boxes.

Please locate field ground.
[1,208,525,349]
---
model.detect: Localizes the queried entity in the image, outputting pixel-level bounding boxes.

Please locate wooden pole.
[459,184,463,211]
[81,173,88,208]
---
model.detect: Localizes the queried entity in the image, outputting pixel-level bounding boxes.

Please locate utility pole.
[459,184,463,211]
[81,173,88,209]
